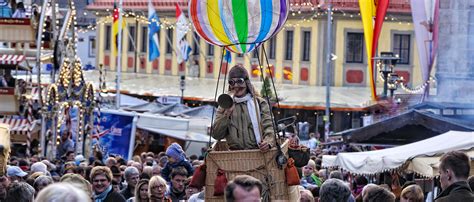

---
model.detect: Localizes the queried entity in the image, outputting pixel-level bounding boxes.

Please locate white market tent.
[136,113,214,143]
[322,131,474,176]
[405,150,474,178]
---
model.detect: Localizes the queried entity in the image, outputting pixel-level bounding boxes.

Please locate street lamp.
[373,52,399,98]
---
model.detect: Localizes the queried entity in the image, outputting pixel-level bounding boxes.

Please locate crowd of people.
[1,142,208,202]
[1,64,472,202]
[291,139,474,202]
[1,139,473,202]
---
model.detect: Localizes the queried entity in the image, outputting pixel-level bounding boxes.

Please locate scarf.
[94,185,112,202]
[234,93,261,144]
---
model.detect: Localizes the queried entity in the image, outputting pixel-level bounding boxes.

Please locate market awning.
[0,117,36,135]
[322,131,474,175]
[139,126,215,143]
[405,150,474,177]
[0,54,29,70]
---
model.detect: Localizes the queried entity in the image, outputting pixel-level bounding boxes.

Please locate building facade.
[87,0,423,88]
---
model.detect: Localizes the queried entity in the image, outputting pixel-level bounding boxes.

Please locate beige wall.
[95,15,421,87]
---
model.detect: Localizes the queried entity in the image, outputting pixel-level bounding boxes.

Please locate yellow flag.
[359,0,377,100]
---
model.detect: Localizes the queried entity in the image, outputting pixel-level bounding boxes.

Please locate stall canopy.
[124,102,165,113]
[100,93,148,107]
[322,131,474,175]
[406,150,474,178]
[337,110,474,145]
[0,54,29,70]
[136,113,214,143]
[0,117,37,135]
[139,127,213,143]
[180,105,216,119]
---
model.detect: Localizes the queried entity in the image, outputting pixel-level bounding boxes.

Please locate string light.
[41,0,96,152]
[376,61,436,94]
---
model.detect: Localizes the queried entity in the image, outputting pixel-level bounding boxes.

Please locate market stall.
[322,131,474,176]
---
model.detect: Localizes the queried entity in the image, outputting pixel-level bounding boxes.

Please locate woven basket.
[205,139,289,201]
[0,124,11,176]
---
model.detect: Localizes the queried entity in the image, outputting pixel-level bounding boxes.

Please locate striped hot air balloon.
[188,0,289,54]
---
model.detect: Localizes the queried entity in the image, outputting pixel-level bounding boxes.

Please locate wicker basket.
[0,124,11,176]
[205,139,289,201]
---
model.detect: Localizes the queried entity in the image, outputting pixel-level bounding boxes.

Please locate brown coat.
[212,96,275,150]
[434,181,474,202]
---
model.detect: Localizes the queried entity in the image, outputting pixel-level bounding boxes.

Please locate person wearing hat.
[7,166,28,182]
[161,143,193,182]
[212,65,275,151]
[110,165,124,190]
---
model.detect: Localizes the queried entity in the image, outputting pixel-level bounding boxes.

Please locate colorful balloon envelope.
[188,0,289,54]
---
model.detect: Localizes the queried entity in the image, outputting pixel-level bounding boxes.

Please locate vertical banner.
[410,0,430,83]
[359,0,377,100]
[92,110,136,160]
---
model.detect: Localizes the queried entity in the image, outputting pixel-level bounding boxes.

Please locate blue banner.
[92,111,134,160]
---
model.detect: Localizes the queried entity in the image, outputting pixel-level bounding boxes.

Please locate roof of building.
[24,71,383,111]
[86,0,411,13]
[86,0,187,11]
[337,110,474,145]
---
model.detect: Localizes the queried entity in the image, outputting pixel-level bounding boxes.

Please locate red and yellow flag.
[112,2,125,56]
[112,2,119,56]
[359,0,389,101]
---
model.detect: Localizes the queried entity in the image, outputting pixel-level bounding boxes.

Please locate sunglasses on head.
[228,78,246,86]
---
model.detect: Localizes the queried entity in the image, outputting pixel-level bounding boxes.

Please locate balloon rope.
[222,52,229,94]
[262,45,280,108]
[208,47,227,148]
[255,46,281,147]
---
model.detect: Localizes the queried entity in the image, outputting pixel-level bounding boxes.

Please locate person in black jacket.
[120,167,139,200]
[435,151,474,202]
[90,166,126,202]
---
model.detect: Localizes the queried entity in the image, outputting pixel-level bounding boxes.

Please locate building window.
[141,27,147,53]
[346,32,364,63]
[393,34,411,64]
[269,37,276,59]
[128,26,136,52]
[105,25,111,51]
[285,30,294,60]
[302,31,311,61]
[208,44,214,56]
[166,29,173,54]
[89,36,96,57]
[193,33,200,55]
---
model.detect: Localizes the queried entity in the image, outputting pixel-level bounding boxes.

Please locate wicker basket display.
[205,139,289,201]
[0,124,11,176]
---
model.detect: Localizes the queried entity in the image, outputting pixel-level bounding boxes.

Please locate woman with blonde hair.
[60,173,93,197]
[400,184,424,202]
[148,176,170,202]
[90,166,126,202]
[35,182,90,202]
[126,179,149,202]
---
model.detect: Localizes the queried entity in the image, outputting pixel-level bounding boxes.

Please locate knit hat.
[31,162,48,175]
[228,65,249,79]
[166,143,186,163]
[228,65,255,95]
